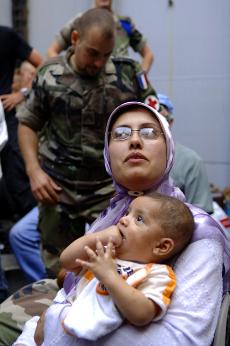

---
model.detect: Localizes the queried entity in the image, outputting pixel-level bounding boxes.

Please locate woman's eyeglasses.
[110,126,164,141]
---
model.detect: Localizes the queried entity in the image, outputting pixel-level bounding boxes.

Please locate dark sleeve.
[11,29,33,61]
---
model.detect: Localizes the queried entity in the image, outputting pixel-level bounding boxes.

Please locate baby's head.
[116,193,194,263]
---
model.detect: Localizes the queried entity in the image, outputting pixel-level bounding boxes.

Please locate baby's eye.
[136,215,144,223]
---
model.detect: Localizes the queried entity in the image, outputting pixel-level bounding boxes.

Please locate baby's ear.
[152,238,174,256]
[71,30,79,46]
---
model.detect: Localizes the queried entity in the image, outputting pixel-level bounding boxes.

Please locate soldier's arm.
[18,123,39,176]
[17,68,62,204]
[47,40,63,58]
[17,123,43,184]
[139,44,154,74]
[123,16,154,73]
[47,16,78,58]
[18,122,61,204]
[18,124,61,204]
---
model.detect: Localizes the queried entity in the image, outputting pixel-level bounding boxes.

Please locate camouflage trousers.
[0,279,58,346]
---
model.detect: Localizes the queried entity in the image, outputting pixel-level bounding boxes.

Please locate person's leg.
[9,207,47,282]
[0,177,15,219]
[0,278,58,346]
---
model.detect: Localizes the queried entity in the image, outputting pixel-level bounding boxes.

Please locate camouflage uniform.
[17,49,157,273]
[56,13,146,57]
[0,279,58,345]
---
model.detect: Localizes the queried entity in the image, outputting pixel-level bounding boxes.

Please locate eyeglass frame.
[110,126,164,141]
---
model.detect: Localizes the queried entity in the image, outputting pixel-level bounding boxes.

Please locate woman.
[1,101,230,346]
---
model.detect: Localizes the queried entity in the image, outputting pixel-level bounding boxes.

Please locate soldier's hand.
[29,168,62,204]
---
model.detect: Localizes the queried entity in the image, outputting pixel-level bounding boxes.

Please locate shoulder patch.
[136,71,149,90]
[117,15,131,22]
[119,18,133,37]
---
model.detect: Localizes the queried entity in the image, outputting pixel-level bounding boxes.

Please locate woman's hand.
[103,225,123,248]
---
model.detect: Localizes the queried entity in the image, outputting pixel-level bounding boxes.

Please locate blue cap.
[157,93,174,114]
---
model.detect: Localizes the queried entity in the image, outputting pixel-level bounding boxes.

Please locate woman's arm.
[60,225,122,271]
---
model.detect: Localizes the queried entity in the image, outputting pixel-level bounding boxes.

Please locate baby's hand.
[76,238,117,284]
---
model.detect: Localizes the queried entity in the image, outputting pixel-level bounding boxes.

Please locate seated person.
[157,93,213,214]
[14,193,194,344]
[0,101,229,346]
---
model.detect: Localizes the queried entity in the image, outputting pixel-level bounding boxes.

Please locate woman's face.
[109,108,167,191]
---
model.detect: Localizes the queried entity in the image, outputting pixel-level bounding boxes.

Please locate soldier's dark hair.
[73,8,115,40]
[146,192,194,255]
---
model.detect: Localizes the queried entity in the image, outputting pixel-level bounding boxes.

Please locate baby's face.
[115,196,163,263]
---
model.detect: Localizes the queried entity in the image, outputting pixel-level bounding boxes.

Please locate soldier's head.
[70,8,115,76]
[94,0,113,11]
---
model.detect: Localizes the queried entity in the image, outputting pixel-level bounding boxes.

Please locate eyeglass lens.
[111,126,161,140]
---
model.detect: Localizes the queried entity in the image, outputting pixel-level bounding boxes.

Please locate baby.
[14,193,194,345]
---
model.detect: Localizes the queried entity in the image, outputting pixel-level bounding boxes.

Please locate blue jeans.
[9,207,47,282]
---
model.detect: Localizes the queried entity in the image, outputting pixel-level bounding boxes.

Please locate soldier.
[17,8,159,276]
[47,0,154,73]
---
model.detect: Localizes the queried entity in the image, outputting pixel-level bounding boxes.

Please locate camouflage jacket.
[56,13,146,57]
[17,50,158,193]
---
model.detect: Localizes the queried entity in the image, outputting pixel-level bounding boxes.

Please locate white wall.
[1,0,229,189]
[0,0,12,25]
[118,0,230,190]
[28,0,91,54]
